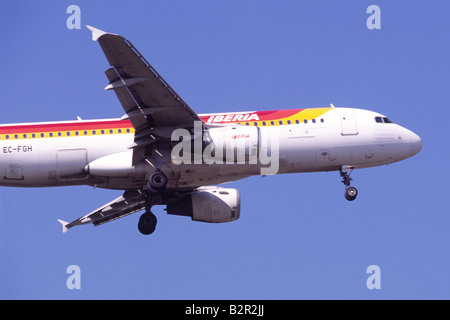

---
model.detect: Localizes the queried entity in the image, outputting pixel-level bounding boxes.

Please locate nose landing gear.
[344,186,358,201]
[340,165,358,201]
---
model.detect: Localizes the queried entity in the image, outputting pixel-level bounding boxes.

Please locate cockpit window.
[375,116,394,124]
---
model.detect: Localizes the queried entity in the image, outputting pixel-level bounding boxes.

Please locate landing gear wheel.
[340,165,358,201]
[138,212,158,235]
[148,171,167,191]
[344,186,358,201]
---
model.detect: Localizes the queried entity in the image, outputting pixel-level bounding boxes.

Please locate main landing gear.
[137,170,168,235]
[340,165,358,201]
[138,211,158,235]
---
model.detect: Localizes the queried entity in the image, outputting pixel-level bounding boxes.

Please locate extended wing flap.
[57,190,146,233]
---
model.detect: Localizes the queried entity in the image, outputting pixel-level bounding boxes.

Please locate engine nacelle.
[167,187,241,223]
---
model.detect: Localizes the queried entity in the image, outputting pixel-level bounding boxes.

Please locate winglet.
[57,219,70,233]
[86,25,114,41]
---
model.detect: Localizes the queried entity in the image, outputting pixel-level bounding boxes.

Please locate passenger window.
[287,120,292,125]
[270,121,275,126]
[279,120,283,125]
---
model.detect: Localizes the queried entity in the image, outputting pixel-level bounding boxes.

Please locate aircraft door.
[286,127,317,170]
[338,109,358,135]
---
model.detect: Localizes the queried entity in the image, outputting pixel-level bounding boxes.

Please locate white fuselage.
[0,107,422,190]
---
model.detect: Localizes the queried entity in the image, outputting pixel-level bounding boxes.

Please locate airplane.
[0,26,422,235]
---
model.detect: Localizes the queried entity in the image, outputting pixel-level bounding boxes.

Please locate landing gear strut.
[340,165,358,201]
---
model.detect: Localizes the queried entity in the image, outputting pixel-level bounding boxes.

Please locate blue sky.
[1,0,449,299]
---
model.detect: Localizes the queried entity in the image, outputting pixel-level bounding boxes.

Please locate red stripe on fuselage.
[0,120,133,134]
[0,108,312,134]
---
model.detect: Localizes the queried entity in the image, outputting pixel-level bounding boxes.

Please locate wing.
[86,26,204,164]
[57,190,146,233]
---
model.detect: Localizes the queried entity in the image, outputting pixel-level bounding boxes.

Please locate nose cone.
[409,131,423,157]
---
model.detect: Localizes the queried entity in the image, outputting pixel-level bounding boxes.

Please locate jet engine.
[167,187,241,223]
